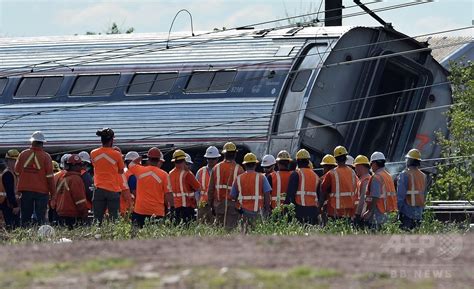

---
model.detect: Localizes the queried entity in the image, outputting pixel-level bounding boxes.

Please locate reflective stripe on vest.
[215,163,239,201]
[237,173,261,212]
[93,153,117,165]
[271,172,285,206]
[407,173,419,206]
[138,171,162,183]
[330,169,356,209]
[24,152,42,170]
[179,170,186,207]
[296,170,317,206]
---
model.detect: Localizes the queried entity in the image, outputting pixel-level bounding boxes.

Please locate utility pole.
[325,0,343,26]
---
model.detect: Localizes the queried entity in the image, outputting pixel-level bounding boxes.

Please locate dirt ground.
[0,234,473,289]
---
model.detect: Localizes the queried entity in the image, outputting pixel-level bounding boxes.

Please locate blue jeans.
[20,191,49,227]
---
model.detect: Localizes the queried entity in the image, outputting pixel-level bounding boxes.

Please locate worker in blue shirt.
[397,149,427,230]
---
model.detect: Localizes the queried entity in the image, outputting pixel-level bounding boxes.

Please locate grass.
[0,205,468,245]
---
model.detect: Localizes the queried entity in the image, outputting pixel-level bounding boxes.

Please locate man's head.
[320,154,337,174]
[204,146,220,168]
[222,142,237,161]
[242,153,258,171]
[353,155,370,177]
[124,151,140,168]
[146,147,165,168]
[172,149,187,169]
[370,152,386,172]
[30,131,46,148]
[333,146,348,165]
[96,128,115,146]
[5,149,19,168]
[261,154,276,174]
[275,150,292,170]
[295,149,311,168]
[66,154,83,172]
[405,149,422,168]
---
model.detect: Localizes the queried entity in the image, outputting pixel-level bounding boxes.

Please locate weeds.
[0,205,468,245]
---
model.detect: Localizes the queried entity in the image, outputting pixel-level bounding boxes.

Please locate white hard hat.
[30,131,46,143]
[185,153,193,164]
[124,151,140,161]
[261,154,276,167]
[345,155,354,166]
[370,151,386,162]
[78,151,91,163]
[37,225,55,238]
[60,153,72,169]
[204,146,220,159]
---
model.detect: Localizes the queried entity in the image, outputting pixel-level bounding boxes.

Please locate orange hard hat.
[147,147,164,161]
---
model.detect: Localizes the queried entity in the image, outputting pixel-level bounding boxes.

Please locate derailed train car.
[0,26,451,170]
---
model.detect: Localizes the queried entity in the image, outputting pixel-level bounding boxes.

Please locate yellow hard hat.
[172,149,186,162]
[320,154,337,166]
[242,153,258,164]
[222,142,237,153]
[52,161,60,173]
[5,149,20,160]
[276,150,292,161]
[333,146,348,157]
[296,149,311,160]
[353,155,370,166]
[405,149,422,161]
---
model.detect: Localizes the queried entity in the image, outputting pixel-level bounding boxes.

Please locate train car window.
[151,73,178,93]
[128,73,156,94]
[186,72,214,93]
[37,77,63,96]
[94,75,119,95]
[209,71,236,91]
[71,75,119,96]
[291,69,312,92]
[15,76,62,97]
[71,75,98,95]
[0,78,7,95]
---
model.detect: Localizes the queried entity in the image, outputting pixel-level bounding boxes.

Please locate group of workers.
[0,128,427,231]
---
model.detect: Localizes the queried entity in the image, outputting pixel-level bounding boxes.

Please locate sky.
[0,0,472,38]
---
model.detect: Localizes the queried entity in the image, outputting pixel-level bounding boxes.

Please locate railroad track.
[426,200,474,223]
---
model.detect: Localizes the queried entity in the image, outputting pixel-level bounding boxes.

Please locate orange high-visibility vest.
[212,161,243,201]
[328,166,357,210]
[170,168,200,208]
[295,168,319,207]
[270,170,292,208]
[355,174,371,212]
[405,168,426,207]
[366,169,397,213]
[196,166,211,202]
[236,171,264,212]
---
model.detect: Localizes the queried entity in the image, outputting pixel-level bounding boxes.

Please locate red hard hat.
[147,147,163,160]
[67,154,83,165]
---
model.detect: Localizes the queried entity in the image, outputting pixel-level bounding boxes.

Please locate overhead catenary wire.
[0,0,427,79]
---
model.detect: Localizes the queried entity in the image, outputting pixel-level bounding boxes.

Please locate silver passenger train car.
[0,26,451,168]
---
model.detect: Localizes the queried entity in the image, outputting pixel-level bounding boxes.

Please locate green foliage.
[85,22,134,35]
[431,61,474,200]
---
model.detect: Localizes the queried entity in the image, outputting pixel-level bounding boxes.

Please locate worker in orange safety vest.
[230,153,271,231]
[320,146,358,220]
[284,149,320,225]
[169,149,201,224]
[127,147,172,228]
[266,150,293,210]
[363,151,397,229]
[397,149,427,230]
[195,146,221,224]
[353,155,372,227]
[207,142,244,231]
[55,154,89,229]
